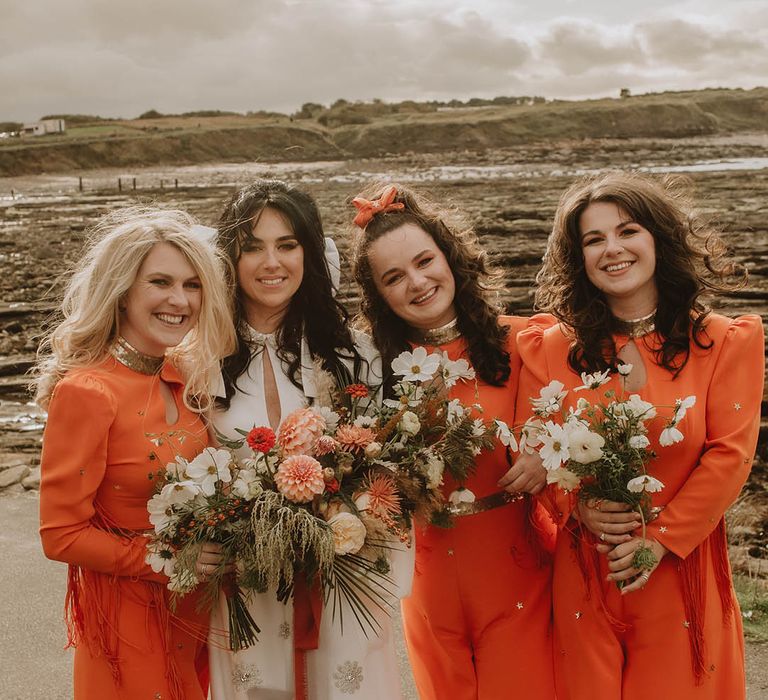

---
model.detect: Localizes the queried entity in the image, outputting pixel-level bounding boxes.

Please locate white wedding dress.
[208,329,413,700]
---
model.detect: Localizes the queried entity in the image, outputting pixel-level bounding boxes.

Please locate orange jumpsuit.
[39,356,211,700]
[401,316,557,700]
[517,313,764,700]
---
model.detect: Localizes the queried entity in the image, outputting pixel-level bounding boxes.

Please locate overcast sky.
[3,0,767,122]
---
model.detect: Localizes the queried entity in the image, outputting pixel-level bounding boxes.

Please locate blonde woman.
[36,207,236,700]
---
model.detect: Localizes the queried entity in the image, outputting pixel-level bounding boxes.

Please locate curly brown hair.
[350,182,510,388]
[535,171,746,376]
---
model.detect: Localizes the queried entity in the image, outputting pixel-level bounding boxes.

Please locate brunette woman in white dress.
[207,180,413,700]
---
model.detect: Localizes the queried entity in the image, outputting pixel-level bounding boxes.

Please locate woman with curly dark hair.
[207,180,413,700]
[517,171,764,699]
[351,183,556,699]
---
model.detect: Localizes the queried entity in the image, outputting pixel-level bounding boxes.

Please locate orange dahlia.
[277,407,326,456]
[274,455,325,503]
[334,424,376,452]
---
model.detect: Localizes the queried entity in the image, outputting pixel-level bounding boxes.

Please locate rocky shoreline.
[1,142,766,571]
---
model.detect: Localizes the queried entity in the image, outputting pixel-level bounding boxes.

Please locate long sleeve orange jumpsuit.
[517,313,764,700]
[39,357,211,700]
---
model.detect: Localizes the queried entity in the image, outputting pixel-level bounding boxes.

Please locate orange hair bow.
[352,185,405,228]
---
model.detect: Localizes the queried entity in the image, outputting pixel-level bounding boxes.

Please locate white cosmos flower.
[673,395,697,423]
[617,363,633,376]
[531,380,568,416]
[567,427,605,464]
[440,354,476,388]
[383,382,424,408]
[627,475,665,493]
[519,419,543,453]
[574,369,612,392]
[391,347,441,382]
[446,398,466,424]
[159,480,200,505]
[622,394,657,420]
[659,426,684,447]
[147,493,176,533]
[495,420,518,451]
[165,456,190,480]
[145,539,176,577]
[232,468,262,499]
[186,447,233,496]
[546,467,581,492]
[539,422,570,471]
[629,434,651,449]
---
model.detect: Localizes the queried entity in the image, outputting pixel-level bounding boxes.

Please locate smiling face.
[367,222,456,330]
[236,206,304,332]
[120,242,202,356]
[579,201,658,318]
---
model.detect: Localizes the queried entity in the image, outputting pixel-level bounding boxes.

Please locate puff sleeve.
[39,374,163,581]
[516,315,576,528]
[648,315,766,558]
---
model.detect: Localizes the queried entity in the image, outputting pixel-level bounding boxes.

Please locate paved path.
[1,491,764,699]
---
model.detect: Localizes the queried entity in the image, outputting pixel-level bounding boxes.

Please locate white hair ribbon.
[324,236,341,295]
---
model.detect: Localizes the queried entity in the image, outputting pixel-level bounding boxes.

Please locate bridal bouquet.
[220,348,497,636]
[498,363,695,573]
[145,347,499,644]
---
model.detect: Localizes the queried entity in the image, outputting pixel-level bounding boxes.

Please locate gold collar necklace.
[408,318,462,345]
[111,337,164,375]
[612,310,657,339]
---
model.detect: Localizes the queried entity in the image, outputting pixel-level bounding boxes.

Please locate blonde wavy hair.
[33,206,236,411]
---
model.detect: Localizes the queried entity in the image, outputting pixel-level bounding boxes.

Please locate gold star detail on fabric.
[516,602,524,609]
[734,403,741,411]
[659,526,667,533]
[683,620,690,628]
[575,611,582,619]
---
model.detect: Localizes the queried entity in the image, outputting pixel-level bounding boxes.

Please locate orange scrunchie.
[352,185,405,228]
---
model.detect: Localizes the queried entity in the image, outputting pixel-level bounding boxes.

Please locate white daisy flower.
[186,447,233,496]
[391,347,441,382]
[539,422,570,471]
[531,380,568,416]
[567,427,605,464]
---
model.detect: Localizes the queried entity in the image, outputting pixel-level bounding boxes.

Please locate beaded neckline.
[612,310,656,339]
[408,318,462,345]
[111,337,164,375]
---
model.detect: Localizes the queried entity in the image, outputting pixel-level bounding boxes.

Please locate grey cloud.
[538,20,642,75]
[637,18,764,67]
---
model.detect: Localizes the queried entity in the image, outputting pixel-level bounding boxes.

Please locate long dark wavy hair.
[535,171,746,376]
[216,179,362,408]
[350,183,510,389]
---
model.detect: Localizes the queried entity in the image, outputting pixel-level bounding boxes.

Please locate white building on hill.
[22,119,66,136]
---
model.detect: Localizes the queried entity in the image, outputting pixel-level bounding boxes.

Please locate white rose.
[568,427,605,464]
[328,512,367,555]
[399,411,421,436]
[364,441,382,459]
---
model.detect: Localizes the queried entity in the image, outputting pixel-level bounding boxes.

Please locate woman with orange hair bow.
[512,171,764,699]
[350,183,556,699]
